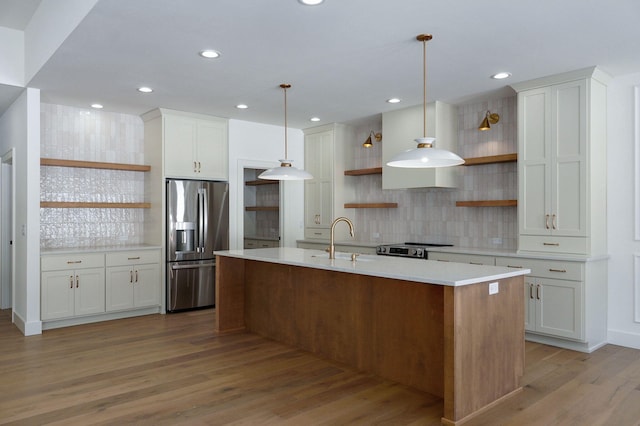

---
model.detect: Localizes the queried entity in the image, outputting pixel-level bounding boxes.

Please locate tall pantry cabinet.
[303,124,355,241]
[511,67,610,352]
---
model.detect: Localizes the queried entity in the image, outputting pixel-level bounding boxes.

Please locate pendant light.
[259,84,313,180]
[386,34,464,168]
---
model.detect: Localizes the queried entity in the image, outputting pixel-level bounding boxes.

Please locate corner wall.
[0,88,41,335]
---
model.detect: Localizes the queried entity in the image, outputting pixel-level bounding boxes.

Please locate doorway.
[243,168,281,249]
[1,149,14,311]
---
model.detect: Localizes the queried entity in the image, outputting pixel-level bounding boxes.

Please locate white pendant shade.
[258,83,313,181]
[386,34,464,169]
[258,160,313,180]
[387,137,465,168]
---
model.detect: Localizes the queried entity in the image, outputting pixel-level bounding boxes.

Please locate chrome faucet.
[329,217,355,259]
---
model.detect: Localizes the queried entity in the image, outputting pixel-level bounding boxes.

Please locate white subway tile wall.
[40,104,145,249]
[349,97,517,249]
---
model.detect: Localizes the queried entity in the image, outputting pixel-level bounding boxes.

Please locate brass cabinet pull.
[543,242,560,246]
[76,275,79,288]
[197,161,201,172]
[135,270,139,283]
[549,268,567,273]
[529,283,534,299]
[552,214,557,230]
[314,232,322,236]
[128,256,140,260]
[70,275,74,289]
[193,161,197,172]
[536,284,541,300]
[469,262,483,265]
[67,260,82,264]
[507,265,523,269]
[130,270,133,283]
[545,214,550,229]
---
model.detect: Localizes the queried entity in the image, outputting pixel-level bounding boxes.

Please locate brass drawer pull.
[543,242,560,246]
[507,265,523,269]
[67,260,82,264]
[436,259,449,262]
[470,262,483,265]
[127,257,140,260]
[549,268,567,273]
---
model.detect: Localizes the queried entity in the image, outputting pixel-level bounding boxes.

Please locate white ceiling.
[3,0,640,128]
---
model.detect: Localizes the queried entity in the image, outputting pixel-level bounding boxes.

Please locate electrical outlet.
[489,282,499,295]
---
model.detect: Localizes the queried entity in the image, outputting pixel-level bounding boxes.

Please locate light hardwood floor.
[1,309,639,425]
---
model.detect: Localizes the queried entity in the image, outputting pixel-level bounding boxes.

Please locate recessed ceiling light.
[310,117,321,122]
[298,0,324,5]
[236,104,248,109]
[137,86,153,93]
[200,50,221,59]
[491,72,512,80]
[91,103,103,109]
[386,98,401,104]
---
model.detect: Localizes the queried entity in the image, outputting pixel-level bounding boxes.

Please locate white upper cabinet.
[512,67,609,255]
[382,101,459,189]
[144,109,228,180]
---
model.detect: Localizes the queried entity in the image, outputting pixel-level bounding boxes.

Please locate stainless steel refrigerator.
[166,179,229,312]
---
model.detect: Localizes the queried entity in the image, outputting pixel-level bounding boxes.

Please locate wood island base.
[216,256,525,425]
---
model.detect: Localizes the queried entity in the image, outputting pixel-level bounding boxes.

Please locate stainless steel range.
[376,242,453,259]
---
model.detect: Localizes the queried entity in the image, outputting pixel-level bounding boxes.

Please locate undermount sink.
[312,253,375,262]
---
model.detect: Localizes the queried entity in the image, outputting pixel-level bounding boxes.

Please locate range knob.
[377,246,386,254]
[411,249,418,256]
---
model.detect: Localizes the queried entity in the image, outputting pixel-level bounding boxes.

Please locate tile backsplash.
[349,96,518,249]
[40,104,145,249]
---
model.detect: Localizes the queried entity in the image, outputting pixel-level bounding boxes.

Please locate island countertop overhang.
[214,247,530,286]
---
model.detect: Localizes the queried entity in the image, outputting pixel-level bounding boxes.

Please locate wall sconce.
[479,111,500,131]
[363,131,382,148]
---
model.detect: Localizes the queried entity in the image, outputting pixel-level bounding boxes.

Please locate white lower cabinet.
[523,277,583,339]
[41,253,106,321]
[106,250,161,312]
[427,251,605,352]
[41,248,162,329]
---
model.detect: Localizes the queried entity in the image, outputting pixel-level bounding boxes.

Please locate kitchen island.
[215,247,530,426]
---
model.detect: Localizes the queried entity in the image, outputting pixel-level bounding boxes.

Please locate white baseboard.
[12,311,42,336]
[607,329,640,350]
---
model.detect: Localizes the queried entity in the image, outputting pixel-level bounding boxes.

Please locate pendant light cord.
[280,83,291,159]
[422,37,426,138]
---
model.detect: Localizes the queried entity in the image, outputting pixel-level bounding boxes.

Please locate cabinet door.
[74,267,105,316]
[551,80,587,237]
[134,263,160,308]
[304,130,333,231]
[41,270,75,320]
[105,266,135,311]
[535,277,583,340]
[524,281,536,332]
[518,87,552,236]
[164,114,197,178]
[196,119,228,180]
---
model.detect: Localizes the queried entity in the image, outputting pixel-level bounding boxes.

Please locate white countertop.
[41,245,162,255]
[215,247,530,287]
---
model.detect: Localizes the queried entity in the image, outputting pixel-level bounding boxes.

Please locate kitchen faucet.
[329,217,355,259]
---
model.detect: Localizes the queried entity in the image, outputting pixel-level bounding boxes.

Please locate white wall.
[0,88,41,335]
[607,72,640,349]
[0,27,24,86]
[228,120,305,249]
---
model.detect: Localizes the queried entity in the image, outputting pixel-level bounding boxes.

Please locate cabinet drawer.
[496,256,583,281]
[305,227,330,240]
[428,252,496,266]
[519,235,588,255]
[106,250,161,267]
[41,253,104,271]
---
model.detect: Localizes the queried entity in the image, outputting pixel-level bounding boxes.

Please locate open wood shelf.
[455,200,517,207]
[41,158,151,172]
[245,179,278,186]
[40,201,151,209]
[245,206,279,211]
[344,203,398,209]
[462,153,517,166]
[344,167,382,176]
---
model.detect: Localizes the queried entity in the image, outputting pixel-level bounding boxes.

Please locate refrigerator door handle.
[197,190,204,253]
[202,187,209,254]
[171,262,216,270]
